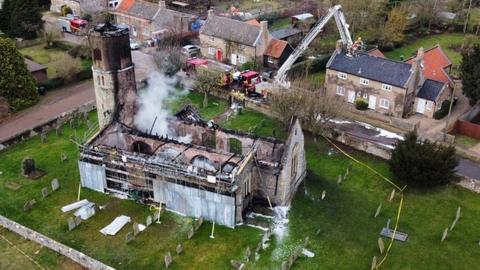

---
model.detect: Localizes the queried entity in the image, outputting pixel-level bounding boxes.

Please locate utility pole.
[444,82,457,143]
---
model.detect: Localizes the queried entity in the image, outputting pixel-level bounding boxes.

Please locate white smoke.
[134,72,188,140]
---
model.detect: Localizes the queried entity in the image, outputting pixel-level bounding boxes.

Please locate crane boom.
[274,5,353,88]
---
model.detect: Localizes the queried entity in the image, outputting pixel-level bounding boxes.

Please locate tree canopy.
[0,0,43,39]
[460,44,480,105]
[389,132,458,188]
[0,38,38,111]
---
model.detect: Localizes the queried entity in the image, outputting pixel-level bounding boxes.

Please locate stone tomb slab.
[51,178,60,191]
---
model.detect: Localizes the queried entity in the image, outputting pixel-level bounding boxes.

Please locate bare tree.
[195,69,222,108]
[464,0,474,33]
[154,46,186,76]
[55,54,81,82]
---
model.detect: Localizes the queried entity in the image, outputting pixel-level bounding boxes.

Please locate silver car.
[181,45,201,57]
[130,39,141,50]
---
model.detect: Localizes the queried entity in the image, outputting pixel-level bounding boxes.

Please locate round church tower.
[88,23,137,129]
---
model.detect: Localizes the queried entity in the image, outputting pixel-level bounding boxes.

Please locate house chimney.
[411,47,424,73]
[260,20,270,47]
[208,9,215,19]
[336,40,344,53]
[159,0,166,9]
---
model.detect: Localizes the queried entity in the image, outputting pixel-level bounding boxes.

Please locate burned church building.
[78,23,306,228]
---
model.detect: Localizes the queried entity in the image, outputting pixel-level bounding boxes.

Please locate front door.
[416,98,426,114]
[368,95,377,110]
[231,53,237,65]
[216,49,223,61]
[347,90,355,103]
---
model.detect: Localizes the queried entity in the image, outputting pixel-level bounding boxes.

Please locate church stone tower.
[88,23,137,129]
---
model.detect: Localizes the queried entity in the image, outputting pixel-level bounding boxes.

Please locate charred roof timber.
[91,22,129,37]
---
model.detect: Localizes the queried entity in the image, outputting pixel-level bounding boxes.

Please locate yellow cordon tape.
[322,135,405,269]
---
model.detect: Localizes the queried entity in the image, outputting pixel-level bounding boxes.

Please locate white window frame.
[379,98,390,109]
[267,56,274,63]
[208,47,215,55]
[238,55,247,64]
[360,78,369,86]
[338,72,347,80]
[336,85,345,96]
[382,84,392,92]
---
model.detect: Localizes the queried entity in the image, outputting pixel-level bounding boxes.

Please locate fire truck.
[58,15,88,35]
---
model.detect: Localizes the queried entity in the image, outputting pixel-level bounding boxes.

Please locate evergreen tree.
[460,44,480,105]
[0,37,38,111]
[0,0,43,39]
[389,132,458,188]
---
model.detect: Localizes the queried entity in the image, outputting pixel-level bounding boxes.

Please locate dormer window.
[382,84,392,92]
[360,78,369,85]
[338,72,347,80]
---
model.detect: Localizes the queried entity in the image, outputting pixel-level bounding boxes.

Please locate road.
[0,50,154,144]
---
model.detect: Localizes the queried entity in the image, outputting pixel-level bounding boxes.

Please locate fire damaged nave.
[78,23,306,228]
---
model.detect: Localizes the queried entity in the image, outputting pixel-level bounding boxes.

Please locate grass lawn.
[305,70,326,88]
[169,91,228,120]
[384,33,467,67]
[270,17,292,31]
[455,134,480,148]
[1,96,480,269]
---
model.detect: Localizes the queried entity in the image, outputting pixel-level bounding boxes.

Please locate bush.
[355,98,369,110]
[52,41,73,51]
[434,99,457,120]
[68,45,91,59]
[42,77,65,90]
[389,132,458,188]
[61,5,72,16]
[240,60,257,71]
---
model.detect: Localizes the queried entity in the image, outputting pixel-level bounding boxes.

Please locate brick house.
[113,0,195,42]
[50,0,107,16]
[325,44,449,118]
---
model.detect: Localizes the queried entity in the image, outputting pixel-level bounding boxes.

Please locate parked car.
[130,39,141,50]
[181,45,201,57]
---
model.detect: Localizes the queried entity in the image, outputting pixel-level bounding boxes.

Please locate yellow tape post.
[321,135,405,269]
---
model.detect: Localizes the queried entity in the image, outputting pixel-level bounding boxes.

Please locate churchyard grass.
[169,91,228,121]
[1,97,480,269]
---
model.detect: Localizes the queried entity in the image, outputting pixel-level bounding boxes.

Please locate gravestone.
[125,232,134,243]
[378,237,385,254]
[315,228,321,235]
[146,215,152,227]
[40,132,47,143]
[67,217,76,231]
[133,222,140,236]
[230,260,244,270]
[374,204,382,218]
[388,189,396,202]
[51,178,60,191]
[244,247,251,262]
[371,256,377,270]
[176,244,183,255]
[195,217,204,231]
[164,252,172,268]
[288,254,295,268]
[337,175,343,185]
[256,241,262,253]
[321,190,326,200]
[23,199,36,212]
[281,260,289,270]
[74,216,82,226]
[304,236,309,248]
[21,157,36,177]
[41,187,49,198]
[55,125,62,136]
[187,227,195,239]
[61,152,68,162]
[441,228,448,242]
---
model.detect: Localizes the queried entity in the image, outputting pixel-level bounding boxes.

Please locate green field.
[0,94,480,269]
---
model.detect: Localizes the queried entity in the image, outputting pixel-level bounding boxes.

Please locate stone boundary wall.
[0,101,96,152]
[0,215,115,270]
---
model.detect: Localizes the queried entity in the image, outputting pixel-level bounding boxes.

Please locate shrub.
[389,132,458,188]
[355,99,369,110]
[61,5,72,16]
[68,45,91,59]
[54,54,81,83]
[240,60,257,71]
[434,99,457,120]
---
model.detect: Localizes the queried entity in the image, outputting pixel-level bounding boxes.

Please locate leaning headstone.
[164,252,172,268]
[67,217,76,231]
[146,215,152,227]
[388,189,396,202]
[133,222,140,236]
[230,260,244,270]
[40,132,47,143]
[244,247,251,262]
[187,227,194,239]
[374,204,382,218]
[55,125,62,136]
[378,237,385,254]
[281,261,288,270]
[195,217,204,231]
[74,216,82,226]
[176,244,183,255]
[321,190,326,200]
[371,256,377,270]
[51,178,60,191]
[337,175,343,185]
[41,187,49,198]
[23,199,36,212]
[21,157,36,176]
[441,228,448,242]
[315,228,321,235]
[125,232,134,243]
